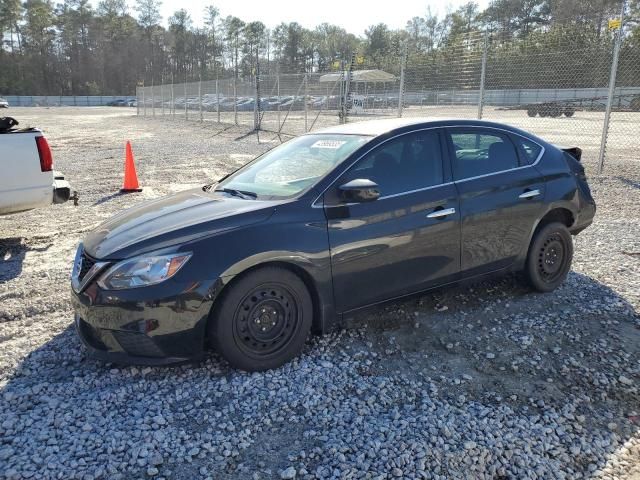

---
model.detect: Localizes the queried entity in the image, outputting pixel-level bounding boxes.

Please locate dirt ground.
[0,107,639,480]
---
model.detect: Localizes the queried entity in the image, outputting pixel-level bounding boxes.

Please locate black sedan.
[71,118,595,371]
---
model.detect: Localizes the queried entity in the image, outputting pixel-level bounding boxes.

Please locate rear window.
[449,130,519,180]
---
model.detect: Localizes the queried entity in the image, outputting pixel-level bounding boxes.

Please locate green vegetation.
[0,0,638,95]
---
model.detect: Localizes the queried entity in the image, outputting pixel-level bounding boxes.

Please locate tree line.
[0,0,638,95]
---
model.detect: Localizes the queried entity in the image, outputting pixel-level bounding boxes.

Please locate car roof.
[310,117,529,138]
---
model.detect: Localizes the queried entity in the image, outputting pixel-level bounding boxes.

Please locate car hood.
[83,188,277,260]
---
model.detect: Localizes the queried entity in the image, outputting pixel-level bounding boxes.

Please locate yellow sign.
[608,18,621,30]
[356,55,365,65]
[332,60,341,70]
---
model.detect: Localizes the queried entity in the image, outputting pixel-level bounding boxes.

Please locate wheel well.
[210,261,323,335]
[537,208,574,232]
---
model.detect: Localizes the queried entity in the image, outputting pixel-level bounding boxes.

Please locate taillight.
[35,136,53,172]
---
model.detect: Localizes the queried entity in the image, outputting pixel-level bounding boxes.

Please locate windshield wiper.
[213,187,257,199]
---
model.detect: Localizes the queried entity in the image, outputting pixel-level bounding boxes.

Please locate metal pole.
[136,86,140,116]
[254,62,260,131]
[184,80,188,120]
[199,77,203,122]
[151,80,155,117]
[161,84,164,116]
[171,82,175,119]
[216,78,220,123]
[233,75,238,125]
[142,89,146,117]
[277,74,281,130]
[304,74,308,132]
[477,31,488,119]
[397,48,406,118]
[598,0,625,174]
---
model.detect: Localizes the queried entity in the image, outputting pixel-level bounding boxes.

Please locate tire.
[549,106,562,118]
[563,108,575,117]
[208,266,313,371]
[527,108,537,117]
[524,222,573,293]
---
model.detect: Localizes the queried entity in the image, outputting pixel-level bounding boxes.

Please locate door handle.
[519,189,541,199]
[427,207,456,219]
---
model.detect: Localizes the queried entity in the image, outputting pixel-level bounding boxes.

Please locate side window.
[512,136,543,165]
[449,130,519,180]
[344,130,444,197]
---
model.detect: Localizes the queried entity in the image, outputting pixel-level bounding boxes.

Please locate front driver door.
[323,129,461,313]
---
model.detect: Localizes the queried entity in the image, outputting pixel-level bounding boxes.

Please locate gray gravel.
[0,107,639,479]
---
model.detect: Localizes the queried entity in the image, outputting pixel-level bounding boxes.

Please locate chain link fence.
[137,18,639,173]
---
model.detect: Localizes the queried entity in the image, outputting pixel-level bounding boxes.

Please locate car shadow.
[0,237,52,282]
[0,271,637,478]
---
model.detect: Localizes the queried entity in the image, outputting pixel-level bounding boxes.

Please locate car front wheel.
[209,266,312,371]
[525,222,573,292]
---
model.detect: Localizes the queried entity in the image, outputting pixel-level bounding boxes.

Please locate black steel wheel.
[525,222,573,292]
[527,107,537,117]
[209,267,312,371]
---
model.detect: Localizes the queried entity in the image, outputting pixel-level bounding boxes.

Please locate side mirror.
[338,179,380,203]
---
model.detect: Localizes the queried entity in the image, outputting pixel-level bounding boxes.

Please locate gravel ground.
[0,107,639,480]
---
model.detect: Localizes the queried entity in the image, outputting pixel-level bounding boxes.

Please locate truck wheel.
[564,108,575,117]
[524,222,573,293]
[549,106,562,117]
[209,267,313,371]
[527,108,537,117]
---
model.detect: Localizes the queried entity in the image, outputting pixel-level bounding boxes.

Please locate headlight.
[97,252,192,290]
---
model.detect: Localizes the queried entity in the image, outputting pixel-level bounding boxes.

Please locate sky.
[129,0,490,35]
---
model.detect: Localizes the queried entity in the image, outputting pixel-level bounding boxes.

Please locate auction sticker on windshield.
[311,140,347,149]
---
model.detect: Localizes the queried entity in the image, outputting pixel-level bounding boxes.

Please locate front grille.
[79,252,97,281]
[112,331,165,358]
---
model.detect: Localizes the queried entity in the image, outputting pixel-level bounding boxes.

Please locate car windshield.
[215,134,371,199]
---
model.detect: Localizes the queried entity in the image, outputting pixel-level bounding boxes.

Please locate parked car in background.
[1,117,72,215]
[106,99,128,107]
[71,118,595,372]
[0,97,9,108]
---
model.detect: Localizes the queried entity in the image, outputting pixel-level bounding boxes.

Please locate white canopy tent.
[318,69,396,83]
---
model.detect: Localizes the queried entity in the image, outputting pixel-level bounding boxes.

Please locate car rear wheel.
[525,222,573,292]
[209,267,312,371]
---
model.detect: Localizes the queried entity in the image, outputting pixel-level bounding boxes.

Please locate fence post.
[397,47,407,118]
[277,73,281,130]
[477,31,489,119]
[199,77,203,122]
[216,78,220,123]
[598,1,625,174]
[171,82,175,119]
[161,84,164,116]
[254,61,260,131]
[143,89,146,117]
[152,82,155,117]
[184,81,188,120]
[304,74,309,132]
[233,75,238,125]
[136,87,140,116]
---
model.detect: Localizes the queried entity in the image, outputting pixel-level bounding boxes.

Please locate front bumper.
[70,275,220,366]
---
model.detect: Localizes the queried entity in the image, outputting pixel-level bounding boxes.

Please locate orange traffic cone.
[120,140,142,193]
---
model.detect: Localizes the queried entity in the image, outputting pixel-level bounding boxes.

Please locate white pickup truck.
[0,117,73,215]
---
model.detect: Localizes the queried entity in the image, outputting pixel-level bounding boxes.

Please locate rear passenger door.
[445,127,547,276]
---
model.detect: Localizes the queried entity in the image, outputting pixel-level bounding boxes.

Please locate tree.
[204,4,220,75]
